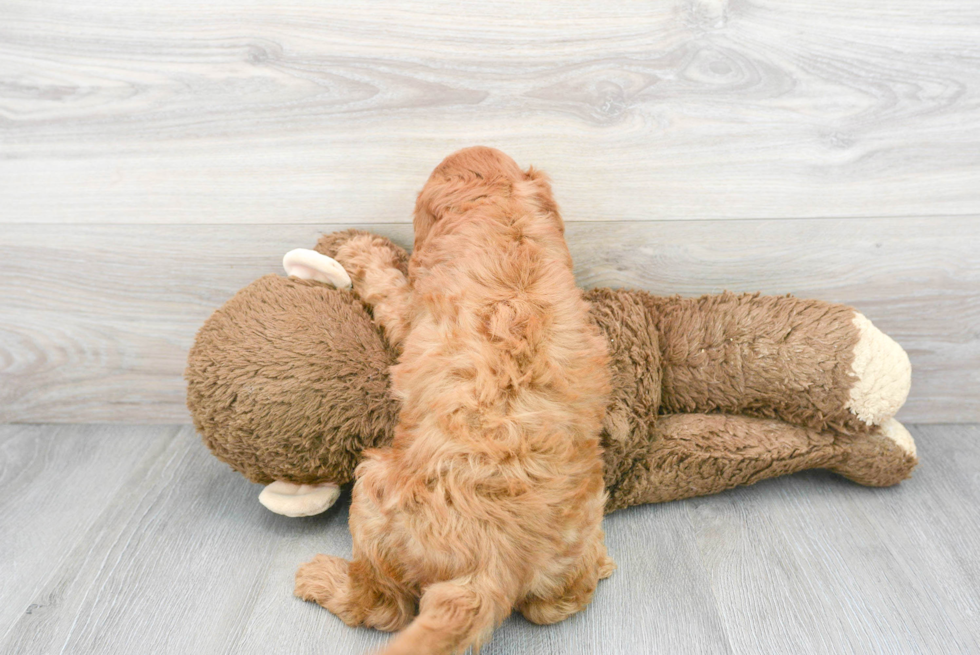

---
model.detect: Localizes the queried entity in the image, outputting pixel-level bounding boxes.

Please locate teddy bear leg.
[649,293,910,434]
[605,414,845,511]
[258,480,341,517]
[828,418,918,487]
[605,414,919,513]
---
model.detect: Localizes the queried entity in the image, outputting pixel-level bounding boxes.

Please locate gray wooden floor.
[2,423,978,655]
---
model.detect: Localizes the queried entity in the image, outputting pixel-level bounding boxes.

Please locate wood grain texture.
[2,423,978,654]
[2,0,979,224]
[0,424,177,643]
[0,423,728,655]
[685,423,980,653]
[1,217,976,423]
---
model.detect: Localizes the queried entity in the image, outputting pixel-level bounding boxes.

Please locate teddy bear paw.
[879,418,917,458]
[845,312,912,426]
[258,481,341,517]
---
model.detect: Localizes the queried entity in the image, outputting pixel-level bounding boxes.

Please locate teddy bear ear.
[282,248,352,290]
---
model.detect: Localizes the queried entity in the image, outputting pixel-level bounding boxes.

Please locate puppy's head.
[412,146,562,250]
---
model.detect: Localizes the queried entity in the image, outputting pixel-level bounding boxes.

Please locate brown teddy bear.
[186,230,916,517]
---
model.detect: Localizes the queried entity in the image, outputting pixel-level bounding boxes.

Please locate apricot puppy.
[294,147,614,654]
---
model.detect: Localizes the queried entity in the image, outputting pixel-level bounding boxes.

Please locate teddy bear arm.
[646,293,910,434]
[603,413,916,513]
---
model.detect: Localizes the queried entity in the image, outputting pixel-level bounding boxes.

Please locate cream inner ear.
[282,248,352,289]
[259,481,341,517]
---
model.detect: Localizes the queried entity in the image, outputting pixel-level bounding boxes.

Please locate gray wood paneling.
[1,423,977,654]
[2,0,979,224]
[2,217,976,423]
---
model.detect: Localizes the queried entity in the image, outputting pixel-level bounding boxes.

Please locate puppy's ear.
[523,166,565,235]
[412,186,440,252]
[411,163,487,250]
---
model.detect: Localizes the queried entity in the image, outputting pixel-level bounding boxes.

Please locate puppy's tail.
[375,578,507,655]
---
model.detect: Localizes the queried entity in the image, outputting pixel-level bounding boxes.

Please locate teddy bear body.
[186,232,916,515]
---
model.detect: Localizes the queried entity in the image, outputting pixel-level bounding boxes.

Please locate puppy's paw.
[335,234,403,282]
[598,554,616,580]
[295,554,349,605]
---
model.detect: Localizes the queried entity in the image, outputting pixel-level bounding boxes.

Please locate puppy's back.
[371,148,612,655]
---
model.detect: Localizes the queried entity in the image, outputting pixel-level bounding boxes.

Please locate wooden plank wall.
[1,0,978,423]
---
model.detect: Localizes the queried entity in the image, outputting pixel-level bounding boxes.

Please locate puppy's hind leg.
[518,534,615,626]
[295,555,415,632]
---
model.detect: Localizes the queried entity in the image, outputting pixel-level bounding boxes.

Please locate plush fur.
[292,147,614,654]
[187,247,917,513]
[186,274,399,486]
[579,287,915,511]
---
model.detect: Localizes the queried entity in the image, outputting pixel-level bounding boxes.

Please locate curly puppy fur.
[295,148,614,654]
